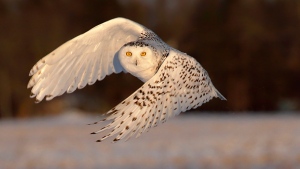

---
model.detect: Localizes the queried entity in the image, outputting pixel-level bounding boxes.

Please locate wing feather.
[92,50,226,142]
[28,17,148,102]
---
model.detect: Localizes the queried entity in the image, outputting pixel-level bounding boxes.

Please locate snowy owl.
[28,17,226,142]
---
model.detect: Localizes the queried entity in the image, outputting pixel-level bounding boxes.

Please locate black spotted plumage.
[91,50,226,142]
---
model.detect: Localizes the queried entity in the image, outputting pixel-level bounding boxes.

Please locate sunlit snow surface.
[1,111,300,169]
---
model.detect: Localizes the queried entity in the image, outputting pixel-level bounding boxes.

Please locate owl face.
[118,43,159,82]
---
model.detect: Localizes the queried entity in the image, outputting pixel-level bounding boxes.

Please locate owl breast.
[118,41,163,82]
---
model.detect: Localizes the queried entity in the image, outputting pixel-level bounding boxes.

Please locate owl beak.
[135,60,138,66]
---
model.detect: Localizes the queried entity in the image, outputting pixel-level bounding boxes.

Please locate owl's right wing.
[91,50,226,142]
[28,17,149,102]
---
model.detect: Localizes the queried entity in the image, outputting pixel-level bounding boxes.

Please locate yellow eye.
[140,52,146,56]
[126,52,132,56]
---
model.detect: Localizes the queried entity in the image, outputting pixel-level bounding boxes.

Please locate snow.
[1,111,300,169]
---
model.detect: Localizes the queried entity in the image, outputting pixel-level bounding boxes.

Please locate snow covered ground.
[1,111,300,169]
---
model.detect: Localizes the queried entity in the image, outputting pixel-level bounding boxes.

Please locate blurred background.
[1,0,299,118]
[1,0,300,169]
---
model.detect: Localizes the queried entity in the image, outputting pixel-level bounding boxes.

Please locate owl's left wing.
[27,18,150,102]
[91,50,226,142]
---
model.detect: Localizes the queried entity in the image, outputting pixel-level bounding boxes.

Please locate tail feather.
[214,88,226,101]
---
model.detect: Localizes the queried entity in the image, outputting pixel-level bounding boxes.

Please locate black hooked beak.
[135,60,138,66]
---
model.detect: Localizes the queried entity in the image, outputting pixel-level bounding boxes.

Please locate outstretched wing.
[91,50,226,142]
[28,17,148,102]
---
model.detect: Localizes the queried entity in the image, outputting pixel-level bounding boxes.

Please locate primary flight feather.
[28,17,226,142]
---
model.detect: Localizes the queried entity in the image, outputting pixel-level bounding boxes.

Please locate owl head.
[118,41,160,82]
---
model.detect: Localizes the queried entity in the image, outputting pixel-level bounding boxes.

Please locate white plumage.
[28,17,226,142]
